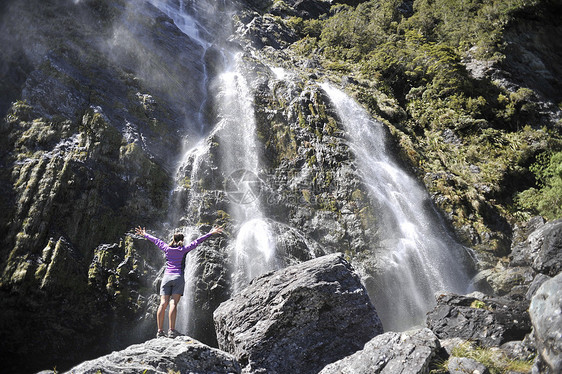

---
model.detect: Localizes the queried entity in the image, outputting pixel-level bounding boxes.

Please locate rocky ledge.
[56,336,240,374]
[54,249,561,374]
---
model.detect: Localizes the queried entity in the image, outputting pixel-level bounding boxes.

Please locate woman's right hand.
[135,226,146,237]
[210,226,223,235]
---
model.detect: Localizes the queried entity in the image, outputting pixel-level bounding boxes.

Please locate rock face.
[63,336,241,374]
[1,0,561,372]
[318,328,440,374]
[474,217,562,299]
[213,253,383,374]
[0,0,209,371]
[529,272,562,373]
[425,292,531,347]
[510,219,562,277]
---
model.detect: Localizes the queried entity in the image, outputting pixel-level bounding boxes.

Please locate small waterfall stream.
[148,0,277,335]
[321,83,474,331]
[147,0,217,335]
[213,56,278,293]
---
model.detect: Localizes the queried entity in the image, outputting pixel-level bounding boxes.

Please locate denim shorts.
[160,273,185,296]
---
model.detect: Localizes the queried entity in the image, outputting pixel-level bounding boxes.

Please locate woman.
[135,225,223,338]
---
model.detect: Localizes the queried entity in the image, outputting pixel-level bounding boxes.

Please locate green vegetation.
[516,150,562,220]
[280,0,562,250]
[431,341,535,374]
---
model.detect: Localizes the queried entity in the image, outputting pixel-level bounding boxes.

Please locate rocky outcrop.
[213,253,383,374]
[474,217,562,299]
[510,218,562,277]
[61,336,241,374]
[318,328,440,374]
[425,292,531,347]
[529,272,562,373]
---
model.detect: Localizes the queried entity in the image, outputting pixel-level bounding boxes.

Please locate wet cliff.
[1,0,561,373]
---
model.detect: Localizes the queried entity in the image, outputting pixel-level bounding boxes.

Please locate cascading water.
[147,0,216,335]
[148,0,472,338]
[147,0,277,334]
[321,83,475,331]
[213,56,278,293]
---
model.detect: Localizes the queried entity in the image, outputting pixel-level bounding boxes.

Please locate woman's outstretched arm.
[135,226,168,252]
[185,226,223,251]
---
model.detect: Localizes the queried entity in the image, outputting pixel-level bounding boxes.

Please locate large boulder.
[318,328,440,374]
[426,292,531,347]
[213,253,383,374]
[62,336,241,374]
[529,272,562,373]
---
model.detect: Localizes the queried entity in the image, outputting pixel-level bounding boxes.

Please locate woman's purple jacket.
[144,232,212,275]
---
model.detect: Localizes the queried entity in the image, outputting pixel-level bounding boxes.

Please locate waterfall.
[147,0,277,334]
[146,0,215,335]
[213,56,278,293]
[321,83,474,331]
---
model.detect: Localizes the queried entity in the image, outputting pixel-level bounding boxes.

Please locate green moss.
[470,299,487,309]
[351,189,364,201]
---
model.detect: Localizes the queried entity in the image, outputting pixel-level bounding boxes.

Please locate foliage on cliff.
[277,0,562,252]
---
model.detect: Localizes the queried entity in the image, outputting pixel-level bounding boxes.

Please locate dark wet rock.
[213,253,383,374]
[235,13,298,49]
[318,328,439,374]
[63,336,241,374]
[426,292,531,347]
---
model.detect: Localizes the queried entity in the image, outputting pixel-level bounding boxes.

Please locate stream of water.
[321,83,475,330]
[149,0,277,335]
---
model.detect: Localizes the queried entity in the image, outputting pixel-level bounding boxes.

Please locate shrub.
[517,151,562,220]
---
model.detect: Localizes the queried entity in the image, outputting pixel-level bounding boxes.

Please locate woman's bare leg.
[157,295,170,332]
[169,294,182,331]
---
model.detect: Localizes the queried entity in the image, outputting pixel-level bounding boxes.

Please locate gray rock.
[213,253,383,374]
[510,219,562,277]
[533,220,562,277]
[448,356,489,374]
[63,336,240,374]
[440,337,467,356]
[526,273,551,300]
[474,265,536,297]
[426,292,531,347]
[529,272,562,373]
[318,328,440,374]
[501,340,536,362]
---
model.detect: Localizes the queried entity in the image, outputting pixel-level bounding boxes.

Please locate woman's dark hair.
[169,233,184,247]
